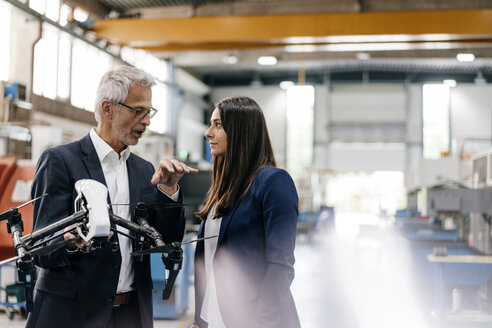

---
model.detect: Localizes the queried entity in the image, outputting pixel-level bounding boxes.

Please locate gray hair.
[94,66,156,122]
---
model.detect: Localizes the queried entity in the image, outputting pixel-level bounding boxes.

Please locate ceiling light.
[279,81,294,90]
[443,79,457,87]
[222,55,238,65]
[456,53,475,62]
[356,52,371,60]
[474,72,487,85]
[257,56,277,66]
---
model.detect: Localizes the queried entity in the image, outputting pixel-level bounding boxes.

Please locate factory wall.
[212,82,492,191]
[450,85,492,152]
[212,83,416,173]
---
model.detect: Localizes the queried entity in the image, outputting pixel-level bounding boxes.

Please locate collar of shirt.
[89,129,130,164]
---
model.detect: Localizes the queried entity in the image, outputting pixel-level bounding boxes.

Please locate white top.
[89,129,179,293]
[200,206,226,328]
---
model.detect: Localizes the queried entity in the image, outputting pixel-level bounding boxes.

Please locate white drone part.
[74,179,110,242]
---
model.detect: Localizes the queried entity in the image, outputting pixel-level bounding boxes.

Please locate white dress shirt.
[200,206,226,328]
[90,129,134,293]
[89,129,179,293]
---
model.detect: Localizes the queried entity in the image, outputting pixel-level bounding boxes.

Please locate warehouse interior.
[1,0,492,327]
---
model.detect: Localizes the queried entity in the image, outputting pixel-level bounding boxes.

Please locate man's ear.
[100,100,113,120]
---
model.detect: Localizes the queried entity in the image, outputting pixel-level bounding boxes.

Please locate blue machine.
[394,218,458,242]
[0,263,27,320]
[428,255,492,325]
[151,234,195,319]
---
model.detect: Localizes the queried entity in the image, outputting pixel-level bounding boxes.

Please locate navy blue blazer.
[26,134,185,328]
[194,167,301,328]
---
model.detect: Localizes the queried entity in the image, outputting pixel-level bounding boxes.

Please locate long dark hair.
[195,96,276,220]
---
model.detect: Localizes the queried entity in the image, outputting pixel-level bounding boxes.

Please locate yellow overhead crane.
[91,9,492,52]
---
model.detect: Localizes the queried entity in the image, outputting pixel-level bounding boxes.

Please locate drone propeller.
[131,235,218,256]
[110,202,189,210]
[28,237,80,256]
[0,193,48,221]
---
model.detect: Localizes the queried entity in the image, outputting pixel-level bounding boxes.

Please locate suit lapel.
[126,154,139,221]
[217,198,242,247]
[80,134,107,188]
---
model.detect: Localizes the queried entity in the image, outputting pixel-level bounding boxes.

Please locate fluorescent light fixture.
[443,79,457,87]
[283,34,455,44]
[284,42,456,53]
[222,55,238,64]
[456,53,475,62]
[73,7,89,22]
[356,52,371,60]
[257,56,277,65]
[279,81,294,90]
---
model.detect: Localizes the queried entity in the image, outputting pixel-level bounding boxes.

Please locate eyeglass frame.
[117,102,158,119]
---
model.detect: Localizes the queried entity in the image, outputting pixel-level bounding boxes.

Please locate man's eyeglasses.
[118,102,158,119]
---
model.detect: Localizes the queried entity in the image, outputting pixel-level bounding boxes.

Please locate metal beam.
[93,9,492,47]
[133,38,492,52]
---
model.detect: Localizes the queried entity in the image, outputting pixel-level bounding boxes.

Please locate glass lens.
[148,108,158,118]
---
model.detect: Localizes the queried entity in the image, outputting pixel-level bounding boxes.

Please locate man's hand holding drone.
[63,224,114,251]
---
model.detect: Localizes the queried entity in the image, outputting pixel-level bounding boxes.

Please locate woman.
[192,96,301,328]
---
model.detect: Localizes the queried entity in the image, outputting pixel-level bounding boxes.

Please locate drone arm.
[138,218,165,247]
[22,210,87,246]
[108,212,156,241]
[134,205,165,247]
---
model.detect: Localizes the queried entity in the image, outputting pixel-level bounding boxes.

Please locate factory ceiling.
[84,0,492,85]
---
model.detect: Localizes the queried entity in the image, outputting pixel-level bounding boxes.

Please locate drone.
[0,179,214,313]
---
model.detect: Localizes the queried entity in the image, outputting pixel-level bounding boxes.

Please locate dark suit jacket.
[194,167,301,328]
[26,134,185,328]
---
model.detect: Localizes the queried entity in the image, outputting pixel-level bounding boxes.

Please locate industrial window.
[0,3,11,81]
[31,2,171,129]
[33,25,59,99]
[30,0,60,21]
[59,3,71,26]
[121,47,170,83]
[286,85,314,176]
[422,84,450,159]
[45,0,60,21]
[29,0,46,15]
[71,39,111,111]
[57,32,71,99]
[149,82,169,134]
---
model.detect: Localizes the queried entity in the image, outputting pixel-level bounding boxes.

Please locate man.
[26,66,197,328]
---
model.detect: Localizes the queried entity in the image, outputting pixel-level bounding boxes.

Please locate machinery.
[426,184,492,245]
[424,179,492,323]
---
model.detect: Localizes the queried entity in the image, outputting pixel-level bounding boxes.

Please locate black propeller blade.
[28,237,80,256]
[110,202,189,210]
[0,193,48,221]
[132,243,175,256]
[131,235,218,256]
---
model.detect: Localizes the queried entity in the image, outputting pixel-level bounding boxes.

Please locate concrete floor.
[1,215,490,327]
